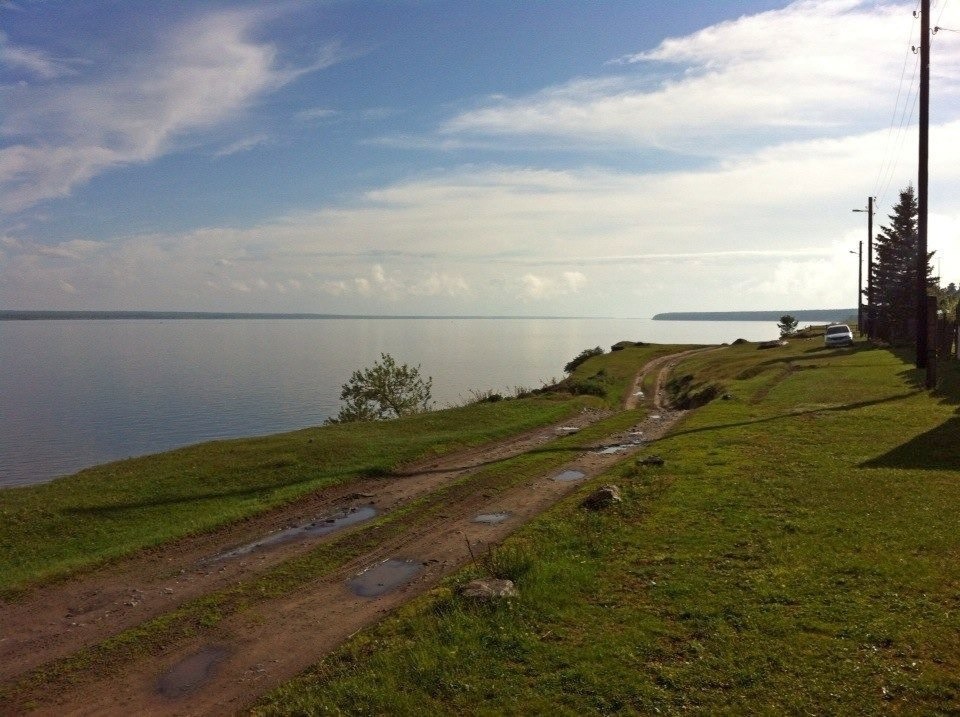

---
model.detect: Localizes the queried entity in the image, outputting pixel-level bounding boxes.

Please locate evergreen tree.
[870,186,934,342]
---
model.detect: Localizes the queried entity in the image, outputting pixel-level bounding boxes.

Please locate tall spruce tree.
[870,186,934,343]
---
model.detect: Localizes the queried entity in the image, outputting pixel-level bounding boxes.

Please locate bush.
[564,346,604,374]
[329,353,432,423]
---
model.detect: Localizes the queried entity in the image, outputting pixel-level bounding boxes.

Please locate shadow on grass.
[882,345,960,406]
[666,391,918,440]
[61,466,370,516]
[860,416,960,470]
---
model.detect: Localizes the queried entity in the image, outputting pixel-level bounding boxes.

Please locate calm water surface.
[0,318,778,487]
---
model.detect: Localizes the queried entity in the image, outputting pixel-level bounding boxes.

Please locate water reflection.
[0,318,777,487]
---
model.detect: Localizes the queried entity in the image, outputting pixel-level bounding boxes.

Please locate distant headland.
[652,310,856,322]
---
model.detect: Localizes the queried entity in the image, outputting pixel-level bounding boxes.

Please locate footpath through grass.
[255,337,960,715]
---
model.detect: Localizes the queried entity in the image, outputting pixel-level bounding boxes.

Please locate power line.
[876,55,920,209]
[873,8,923,207]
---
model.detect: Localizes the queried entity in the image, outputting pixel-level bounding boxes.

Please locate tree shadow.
[665,392,918,440]
[884,345,960,407]
[766,341,874,364]
[860,416,960,470]
[62,466,363,516]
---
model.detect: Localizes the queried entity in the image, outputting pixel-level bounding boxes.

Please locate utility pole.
[866,196,874,340]
[916,0,931,379]
[856,241,863,334]
[849,243,863,333]
[853,196,874,339]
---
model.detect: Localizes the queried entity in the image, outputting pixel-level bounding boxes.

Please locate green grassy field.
[253,337,960,715]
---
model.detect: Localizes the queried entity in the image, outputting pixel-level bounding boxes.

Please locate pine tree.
[870,186,934,343]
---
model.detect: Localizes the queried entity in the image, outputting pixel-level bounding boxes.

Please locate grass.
[0,394,596,595]
[0,404,652,711]
[253,336,960,715]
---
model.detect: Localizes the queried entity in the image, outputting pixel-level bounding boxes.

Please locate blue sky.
[4,0,960,316]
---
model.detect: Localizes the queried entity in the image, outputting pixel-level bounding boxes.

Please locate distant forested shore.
[0,311,588,321]
[652,310,856,322]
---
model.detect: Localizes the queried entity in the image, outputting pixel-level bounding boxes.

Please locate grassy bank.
[254,337,960,714]
[0,396,586,595]
[0,343,677,595]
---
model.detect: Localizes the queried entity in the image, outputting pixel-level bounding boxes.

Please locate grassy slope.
[0,343,678,595]
[0,396,588,594]
[255,338,960,715]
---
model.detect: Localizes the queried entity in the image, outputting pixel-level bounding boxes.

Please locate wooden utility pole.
[866,196,874,339]
[917,0,930,378]
[856,240,863,334]
[853,197,875,338]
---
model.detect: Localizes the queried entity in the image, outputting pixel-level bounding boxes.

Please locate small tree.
[777,315,798,338]
[330,353,432,423]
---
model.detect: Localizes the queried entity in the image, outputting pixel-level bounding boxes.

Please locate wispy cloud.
[9,114,959,313]
[0,8,345,214]
[0,30,80,79]
[439,1,943,155]
[214,133,271,157]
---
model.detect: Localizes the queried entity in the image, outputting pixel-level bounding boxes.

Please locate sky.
[3,0,960,317]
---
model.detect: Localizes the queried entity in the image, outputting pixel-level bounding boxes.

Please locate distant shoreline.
[1,310,857,322]
[0,310,614,321]
[652,310,856,322]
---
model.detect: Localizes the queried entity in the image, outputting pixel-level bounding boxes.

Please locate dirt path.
[0,409,606,683]
[1,347,719,715]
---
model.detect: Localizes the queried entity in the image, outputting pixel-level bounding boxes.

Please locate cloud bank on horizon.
[3,0,960,316]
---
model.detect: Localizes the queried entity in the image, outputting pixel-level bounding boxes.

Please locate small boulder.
[637,455,665,467]
[459,578,518,600]
[581,484,622,510]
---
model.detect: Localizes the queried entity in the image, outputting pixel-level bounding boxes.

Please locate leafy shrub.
[329,353,432,423]
[564,346,604,374]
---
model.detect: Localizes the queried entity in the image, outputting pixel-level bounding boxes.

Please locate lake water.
[0,317,778,487]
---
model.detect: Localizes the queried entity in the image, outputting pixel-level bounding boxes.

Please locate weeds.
[464,540,534,583]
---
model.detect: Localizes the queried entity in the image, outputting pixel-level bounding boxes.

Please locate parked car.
[824,323,854,347]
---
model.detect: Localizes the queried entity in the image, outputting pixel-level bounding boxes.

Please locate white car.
[824,324,854,347]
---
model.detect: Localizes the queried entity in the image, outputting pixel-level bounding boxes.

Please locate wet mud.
[348,558,423,597]
[472,512,510,524]
[205,506,377,563]
[156,646,230,699]
[552,469,587,482]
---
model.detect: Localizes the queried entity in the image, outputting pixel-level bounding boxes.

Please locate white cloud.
[6,113,953,313]
[38,239,107,259]
[520,271,588,300]
[440,1,949,155]
[214,134,270,157]
[0,30,79,79]
[7,1,960,316]
[0,9,344,214]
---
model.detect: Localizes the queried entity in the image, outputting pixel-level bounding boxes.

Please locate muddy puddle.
[596,445,631,455]
[473,512,510,524]
[156,646,230,699]
[205,505,377,563]
[553,469,587,482]
[348,558,423,597]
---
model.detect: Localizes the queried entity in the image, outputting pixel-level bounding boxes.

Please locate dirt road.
[0,347,715,715]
